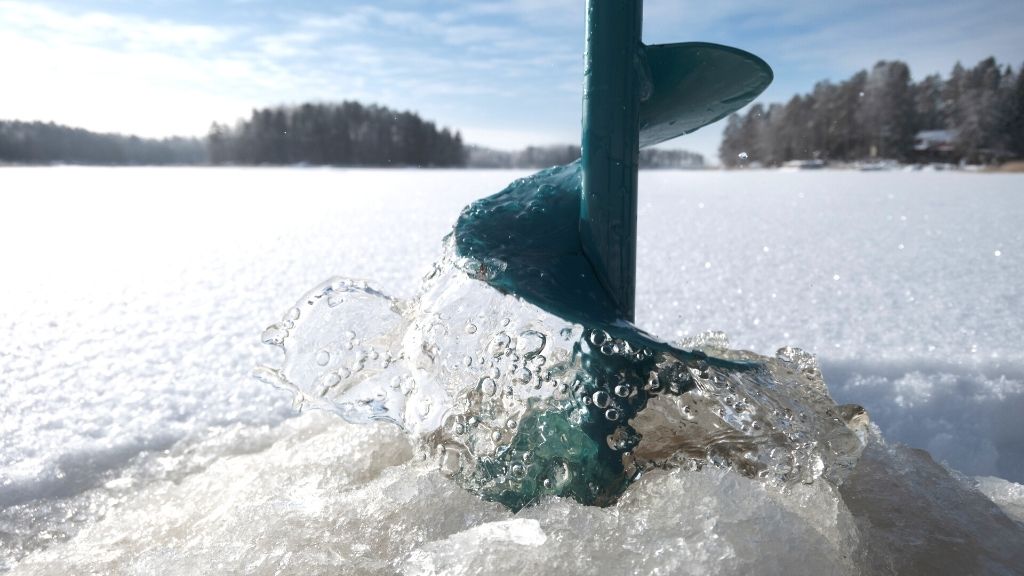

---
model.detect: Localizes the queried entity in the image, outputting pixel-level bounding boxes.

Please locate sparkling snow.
[1,167,1022,573]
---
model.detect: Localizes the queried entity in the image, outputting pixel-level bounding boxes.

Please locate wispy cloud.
[0,1,234,53]
[0,1,578,140]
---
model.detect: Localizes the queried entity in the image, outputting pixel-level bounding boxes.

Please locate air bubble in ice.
[488,332,512,357]
[440,449,461,477]
[260,324,287,346]
[517,330,546,359]
[513,367,532,384]
[319,373,340,395]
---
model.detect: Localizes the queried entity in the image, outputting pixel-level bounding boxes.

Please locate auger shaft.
[580,0,643,322]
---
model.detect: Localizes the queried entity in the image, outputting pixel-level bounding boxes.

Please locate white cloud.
[4,0,1019,161]
[0,1,233,53]
[0,2,274,136]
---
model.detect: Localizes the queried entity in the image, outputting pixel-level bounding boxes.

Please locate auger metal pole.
[580,0,643,322]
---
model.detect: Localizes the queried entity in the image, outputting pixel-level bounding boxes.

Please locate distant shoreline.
[4,162,1022,173]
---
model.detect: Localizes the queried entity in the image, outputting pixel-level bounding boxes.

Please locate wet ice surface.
[2,167,1024,573]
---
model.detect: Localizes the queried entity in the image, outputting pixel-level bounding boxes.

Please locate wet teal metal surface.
[638,42,774,147]
[454,40,772,331]
[580,0,643,322]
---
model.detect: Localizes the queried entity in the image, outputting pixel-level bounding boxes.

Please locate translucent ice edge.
[10,417,1024,575]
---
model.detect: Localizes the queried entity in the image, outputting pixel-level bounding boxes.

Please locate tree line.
[0,102,465,167]
[0,121,205,165]
[208,102,464,167]
[720,57,1024,166]
[466,144,704,169]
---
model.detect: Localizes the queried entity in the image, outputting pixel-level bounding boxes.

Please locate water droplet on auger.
[285,307,300,321]
[315,349,331,366]
[614,384,630,397]
[592,391,610,408]
[605,408,620,421]
[464,323,478,334]
[480,377,497,396]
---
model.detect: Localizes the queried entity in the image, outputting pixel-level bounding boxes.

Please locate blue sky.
[2,0,1022,163]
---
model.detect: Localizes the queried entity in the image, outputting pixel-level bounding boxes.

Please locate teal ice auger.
[456,0,773,328]
[445,0,773,509]
[581,0,772,321]
[261,1,861,513]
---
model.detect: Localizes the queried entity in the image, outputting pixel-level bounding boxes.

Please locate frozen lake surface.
[1,167,1023,573]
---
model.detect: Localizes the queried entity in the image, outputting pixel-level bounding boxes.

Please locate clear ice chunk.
[258,238,866,510]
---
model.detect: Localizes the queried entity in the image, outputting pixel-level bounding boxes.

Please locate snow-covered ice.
[1,167,1023,573]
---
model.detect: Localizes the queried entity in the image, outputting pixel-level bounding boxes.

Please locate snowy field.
[1,166,1023,573]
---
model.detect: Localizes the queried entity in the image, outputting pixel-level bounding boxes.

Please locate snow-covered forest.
[207,102,466,167]
[719,57,1024,166]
